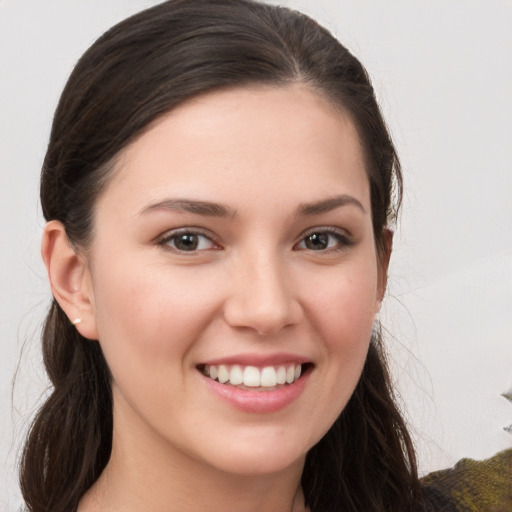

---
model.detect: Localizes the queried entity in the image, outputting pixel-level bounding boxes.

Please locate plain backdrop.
[1,0,511,509]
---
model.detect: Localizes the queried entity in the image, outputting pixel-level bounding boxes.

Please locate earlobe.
[41,220,99,340]
[375,228,393,312]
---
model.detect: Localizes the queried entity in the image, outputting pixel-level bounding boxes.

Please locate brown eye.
[296,229,353,252]
[159,231,217,252]
[304,233,329,250]
[173,234,200,251]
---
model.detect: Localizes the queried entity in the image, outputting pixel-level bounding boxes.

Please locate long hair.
[20,1,424,510]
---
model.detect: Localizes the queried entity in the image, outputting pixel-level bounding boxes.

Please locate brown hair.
[21,1,425,510]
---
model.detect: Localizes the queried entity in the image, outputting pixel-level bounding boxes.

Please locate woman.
[17,1,510,511]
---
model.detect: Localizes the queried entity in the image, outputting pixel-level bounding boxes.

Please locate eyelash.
[157,228,220,253]
[156,227,354,254]
[295,227,354,253]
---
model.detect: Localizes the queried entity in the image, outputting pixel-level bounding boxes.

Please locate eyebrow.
[140,198,238,218]
[140,194,365,219]
[297,195,366,216]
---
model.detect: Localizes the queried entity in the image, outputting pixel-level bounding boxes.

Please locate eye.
[158,230,218,252]
[295,229,353,252]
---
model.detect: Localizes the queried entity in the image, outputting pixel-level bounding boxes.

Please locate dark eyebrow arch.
[297,195,366,216]
[140,198,237,218]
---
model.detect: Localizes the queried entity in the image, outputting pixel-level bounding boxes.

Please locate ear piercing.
[71,318,82,326]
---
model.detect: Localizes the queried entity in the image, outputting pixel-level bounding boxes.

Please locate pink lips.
[198,353,312,414]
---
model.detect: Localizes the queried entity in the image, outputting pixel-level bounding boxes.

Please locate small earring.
[71,318,82,326]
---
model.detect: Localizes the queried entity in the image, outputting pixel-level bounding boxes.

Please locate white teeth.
[203,363,304,388]
[243,366,261,387]
[276,366,287,385]
[260,366,277,387]
[229,365,243,385]
[218,364,229,383]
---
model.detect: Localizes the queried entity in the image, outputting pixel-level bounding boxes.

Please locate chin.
[188,428,314,477]
[210,449,306,477]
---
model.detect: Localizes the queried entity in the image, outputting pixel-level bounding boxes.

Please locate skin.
[42,84,390,512]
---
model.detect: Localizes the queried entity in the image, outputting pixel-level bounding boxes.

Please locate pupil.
[175,234,198,251]
[306,233,328,250]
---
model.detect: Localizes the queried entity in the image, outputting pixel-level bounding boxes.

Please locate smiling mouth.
[198,363,312,390]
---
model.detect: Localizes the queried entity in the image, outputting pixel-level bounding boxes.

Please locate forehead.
[99,84,369,214]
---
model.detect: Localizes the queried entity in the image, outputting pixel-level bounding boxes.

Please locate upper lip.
[198,353,311,367]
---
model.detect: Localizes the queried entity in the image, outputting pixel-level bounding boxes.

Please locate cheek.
[89,258,224,370]
[306,259,379,348]
[296,259,378,446]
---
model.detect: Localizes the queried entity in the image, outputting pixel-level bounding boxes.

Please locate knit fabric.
[421,449,512,511]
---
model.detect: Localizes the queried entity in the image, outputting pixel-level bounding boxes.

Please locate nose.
[223,251,303,336]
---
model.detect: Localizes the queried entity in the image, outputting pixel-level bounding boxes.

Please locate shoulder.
[420,449,512,512]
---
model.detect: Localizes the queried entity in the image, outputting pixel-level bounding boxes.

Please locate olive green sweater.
[421,449,512,511]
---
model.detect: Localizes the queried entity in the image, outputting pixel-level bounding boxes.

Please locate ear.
[41,220,99,340]
[375,227,393,312]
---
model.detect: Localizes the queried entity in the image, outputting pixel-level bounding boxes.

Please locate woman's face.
[81,85,386,476]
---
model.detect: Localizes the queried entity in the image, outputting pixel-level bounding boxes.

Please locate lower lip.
[201,370,311,414]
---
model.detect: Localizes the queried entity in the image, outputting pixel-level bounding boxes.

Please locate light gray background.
[1,0,511,509]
